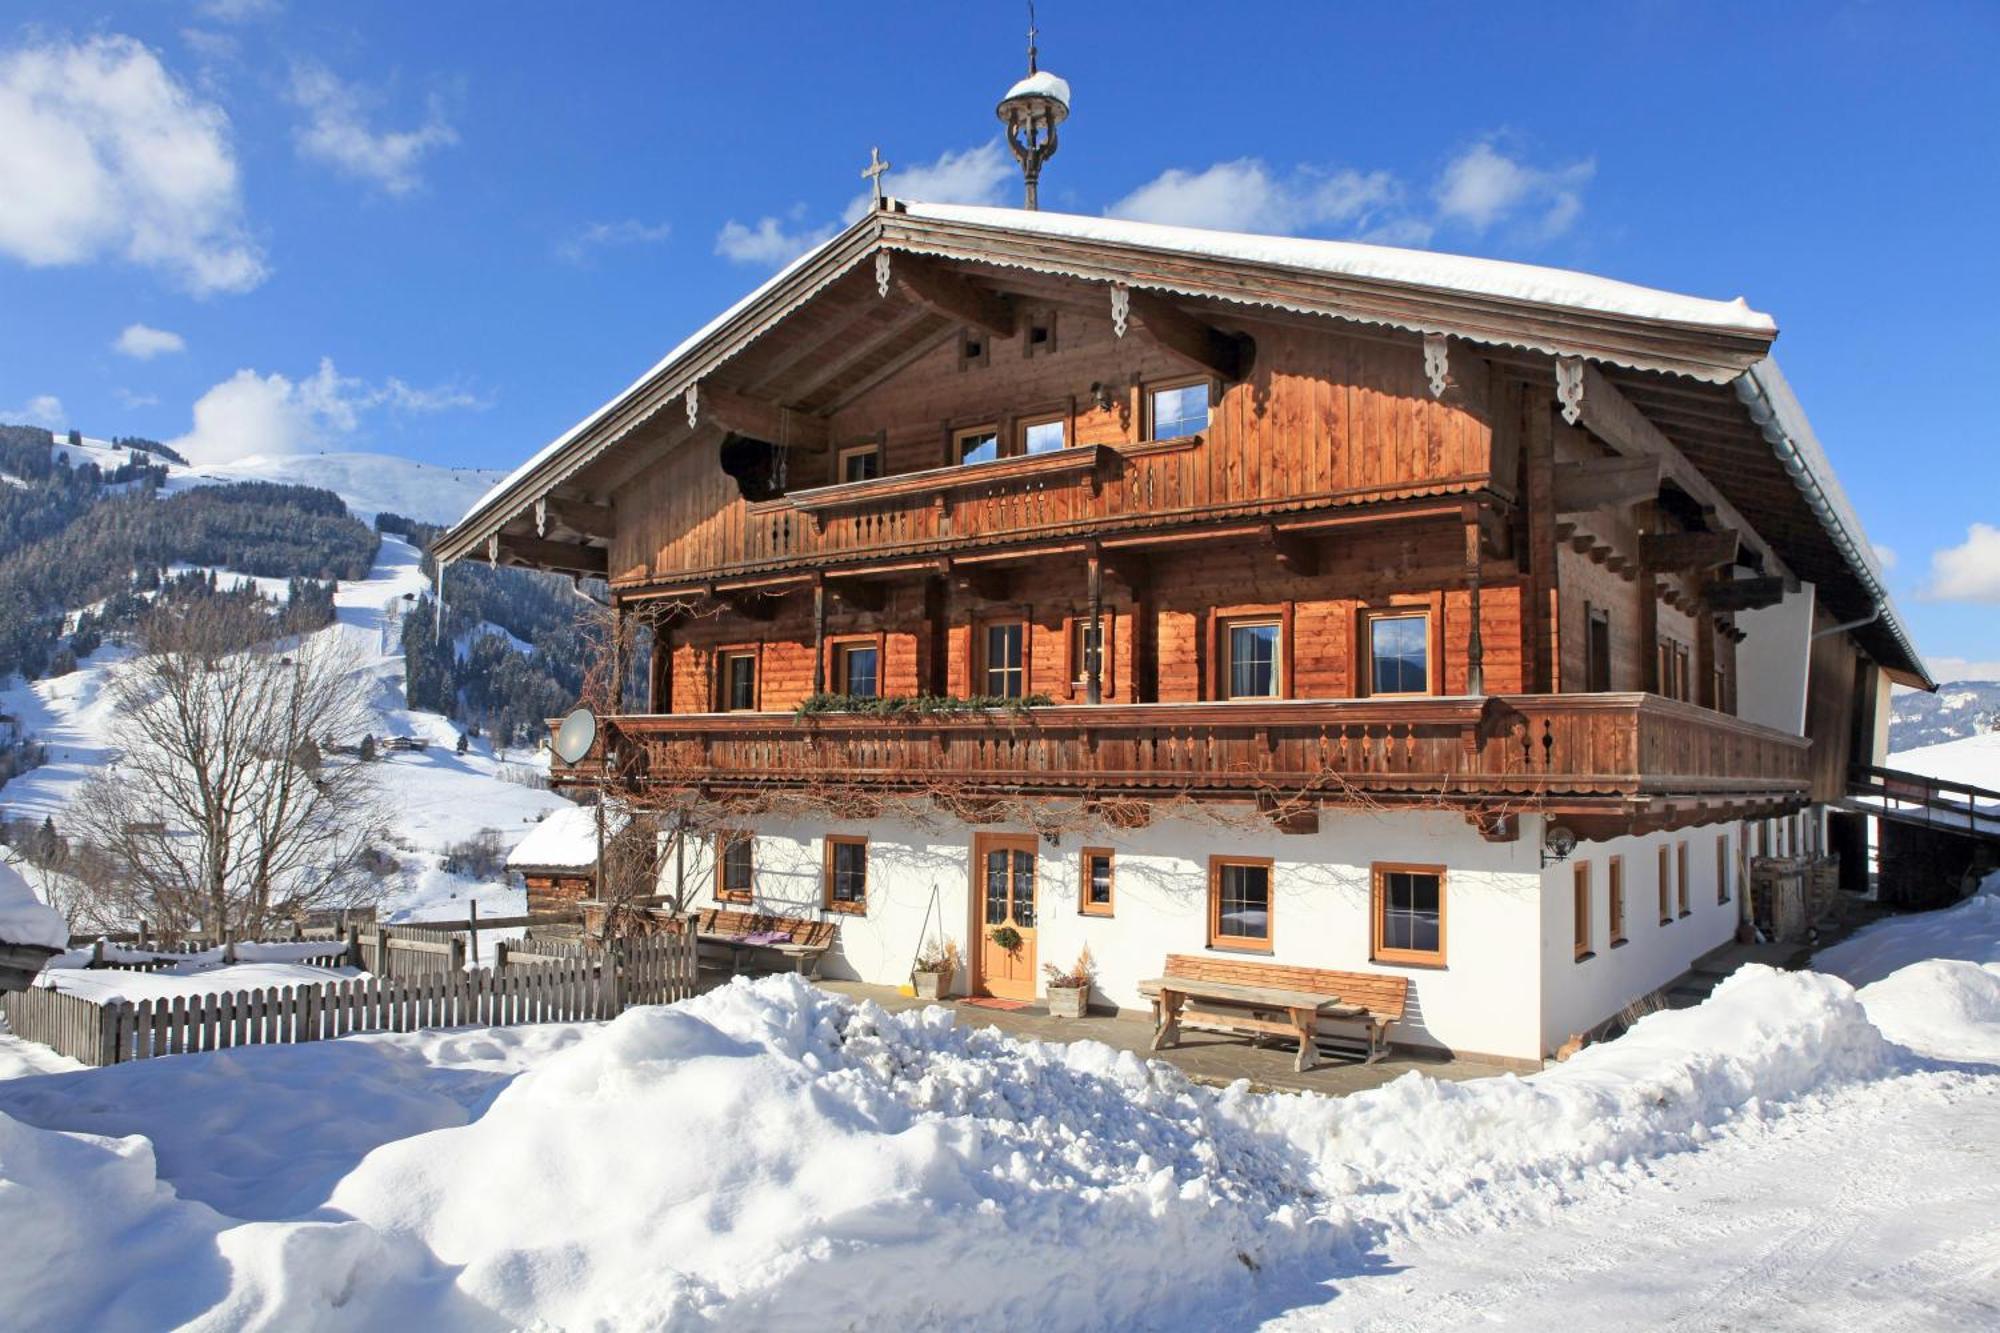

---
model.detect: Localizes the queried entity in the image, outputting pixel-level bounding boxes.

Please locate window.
[1021,415,1067,454]
[1658,846,1673,925]
[1223,619,1282,699]
[1717,835,1731,905]
[835,641,879,698]
[1080,848,1114,916]
[981,621,1026,698]
[1586,604,1612,692]
[1677,841,1690,917]
[1208,856,1273,950]
[1373,864,1445,965]
[1573,862,1593,961]
[836,443,881,484]
[720,650,757,712]
[955,424,1000,465]
[1365,611,1431,696]
[1149,381,1210,441]
[824,835,867,913]
[1609,856,1627,945]
[958,329,989,369]
[716,833,753,903]
[1658,638,1692,702]
[1024,312,1056,357]
[1071,617,1104,691]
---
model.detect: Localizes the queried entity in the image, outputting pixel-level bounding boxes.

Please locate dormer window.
[837,443,882,484]
[955,424,1000,465]
[1148,380,1210,441]
[1021,415,1067,454]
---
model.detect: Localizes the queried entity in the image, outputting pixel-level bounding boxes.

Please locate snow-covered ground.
[1890,727,2000,794]
[0,532,578,930]
[0,879,1994,1329]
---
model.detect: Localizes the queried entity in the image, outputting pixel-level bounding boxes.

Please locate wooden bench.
[694,909,840,977]
[1138,955,1409,1071]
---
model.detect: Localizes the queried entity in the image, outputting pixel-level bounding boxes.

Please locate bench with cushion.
[1138,954,1409,1071]
[694,908,840,977]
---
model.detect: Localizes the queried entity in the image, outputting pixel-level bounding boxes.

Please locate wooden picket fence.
[2,924,698,1067]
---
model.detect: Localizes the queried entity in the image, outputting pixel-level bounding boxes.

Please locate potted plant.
[1043,945,1096,1019]
[911,933,959,1001]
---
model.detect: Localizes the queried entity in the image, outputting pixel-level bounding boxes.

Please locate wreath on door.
[988,925,1024,954]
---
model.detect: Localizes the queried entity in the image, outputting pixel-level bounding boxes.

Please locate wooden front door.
[974,834,1038,1000]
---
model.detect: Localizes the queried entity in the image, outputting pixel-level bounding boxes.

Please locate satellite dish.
[552,707,598,766]
[1543,824,1578,864]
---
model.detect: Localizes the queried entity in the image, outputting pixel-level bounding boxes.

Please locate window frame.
[1145,375,1213,443]
[1676,841,1691,917]
[1018,411,1069,456]
[975,617,1029,700]
[1216,611,1288,700]
[1573,861,1594,962]
[834,441,883,485]
[715,831,754,904]
[716,645,760,713]
[1062,610,1115,700]
[951,422,1001,467]
[828,632,886,699]
[1371,862,1448,967]
[1079,847,1115,918]
[1608,854,1627,945]
[1207,854,1275,952]
[1717,834,1731,905]
[822,834,869,915]
[1359,604,1439,699]
[1658,845,1673,925]
[1585,602,1613,692]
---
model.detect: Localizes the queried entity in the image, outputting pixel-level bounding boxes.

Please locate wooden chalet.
[439,190,1926,1063]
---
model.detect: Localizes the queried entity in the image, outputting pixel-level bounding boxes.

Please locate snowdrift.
[0,948,1985,1329]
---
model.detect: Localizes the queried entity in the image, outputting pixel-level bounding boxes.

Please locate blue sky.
[2,2,1996,679]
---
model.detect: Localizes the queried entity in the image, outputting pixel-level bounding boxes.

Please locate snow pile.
[1856,962,2000,1064]
[38,962,359,1005]
[1815,870,2000,986]
[0,858,68,950]
[505,802,623,871]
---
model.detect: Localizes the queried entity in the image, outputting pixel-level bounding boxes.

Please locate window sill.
[1371,953,1447,970]
[1574,951,1596,964]
[1610,938,1629,949]
[1079,909,1114,920]
[1678,911,1692,920]
[1204,942,1273,956]
[823,900,867,916]
[716,891,753,905]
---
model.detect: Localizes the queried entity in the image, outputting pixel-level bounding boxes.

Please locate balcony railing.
[557,693,1810,812]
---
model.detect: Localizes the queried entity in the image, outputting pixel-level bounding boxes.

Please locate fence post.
[346,924,362,970]
[600,945,623,1019]
[90,938,106,968]
[449,935,467,973]
[468,900,480,968]
[494,940,509,974]
[378,927,392,981]
[97,1000,123,1066]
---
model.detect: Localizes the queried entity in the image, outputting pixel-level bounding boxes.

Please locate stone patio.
[813,978,1521,1096]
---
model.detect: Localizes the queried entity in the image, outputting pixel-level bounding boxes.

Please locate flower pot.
[1046,981,1090,1019]
[912,969,950,1001]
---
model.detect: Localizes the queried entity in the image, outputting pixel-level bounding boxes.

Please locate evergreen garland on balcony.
[795,692,1055,719]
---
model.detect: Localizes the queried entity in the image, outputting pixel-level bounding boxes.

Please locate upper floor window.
[835,640,879,698]
[837,443,881,484]
[981,621,1026,698]
[1149,381,1209,441]
[955,424,1000,466]
[1072,617,1103,690]
[1021,415,1067,454]
[1223,619,1281,699]
[1364,611,1430,696]
[1658,638,1692,702]
[719,650,757,712]
[1585,604,1612,692]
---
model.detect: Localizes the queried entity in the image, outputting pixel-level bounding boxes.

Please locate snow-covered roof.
[0,859,69,951]
[905,203,1772,334]
[1002,69,1070,107]
[507,803,628,872]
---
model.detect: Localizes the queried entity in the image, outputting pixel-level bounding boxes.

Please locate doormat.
[960,997,1031,1012]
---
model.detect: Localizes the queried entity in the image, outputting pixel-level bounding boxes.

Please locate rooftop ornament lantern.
[996,9,1068,210]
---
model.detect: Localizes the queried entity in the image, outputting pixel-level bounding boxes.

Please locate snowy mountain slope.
[1889,727,2000,793]
[0,534,577,924]
[1891,680,2000,752]
[52,432,503,525]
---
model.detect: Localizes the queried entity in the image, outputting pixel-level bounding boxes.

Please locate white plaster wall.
[1734,582,1816,735]
[1538,822,1741,1053]
[684,806,1551,1063]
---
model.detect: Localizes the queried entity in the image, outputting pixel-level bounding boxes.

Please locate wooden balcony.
[560,693,1810,830]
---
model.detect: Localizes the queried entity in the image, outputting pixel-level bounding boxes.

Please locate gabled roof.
[439,200,1926,686]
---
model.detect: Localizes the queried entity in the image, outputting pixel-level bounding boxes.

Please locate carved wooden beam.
[1705,576,1788,613]
[716,590,782,621]
[1125,288,1252,381]
[535,494,615,541]
[494,533,607,576]
[1267,525,1319,577]
[890,255,1016,338]
[1552,455,1661,513]
[1641,529,1741,571]
[689,384,830,452]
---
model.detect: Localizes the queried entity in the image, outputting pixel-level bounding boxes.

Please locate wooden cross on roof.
[862,146,891,205]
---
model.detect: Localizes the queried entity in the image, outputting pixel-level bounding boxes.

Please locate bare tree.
[69,599,388,937]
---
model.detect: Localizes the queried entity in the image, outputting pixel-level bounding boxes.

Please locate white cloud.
[557,218,671,264]
[116,388,161,409]
[4,394,64,427]
[714,214,837,268]
[1922,524,2000,604]
[169,357,486,464]
[1874,543,1899,572]
[0,35,266,294]
[1107,159,1403,235]
[288,63,457,196]
[844,140,1015,221]
[1924,656,2000,683]
[113,322,187,359]
[195,0,281,19]
[1433,139,1594,241]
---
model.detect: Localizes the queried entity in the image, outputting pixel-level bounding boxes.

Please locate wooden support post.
[610,602,628,714]
[648,618,669,713]
[1637,500,1661,694]
[923,575,949,696]
[1521,388,1560,692]
[1463,502,1485,696]
[1086,546,1104,706]
[811,573,828,695]
[1694,571,1718,709]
